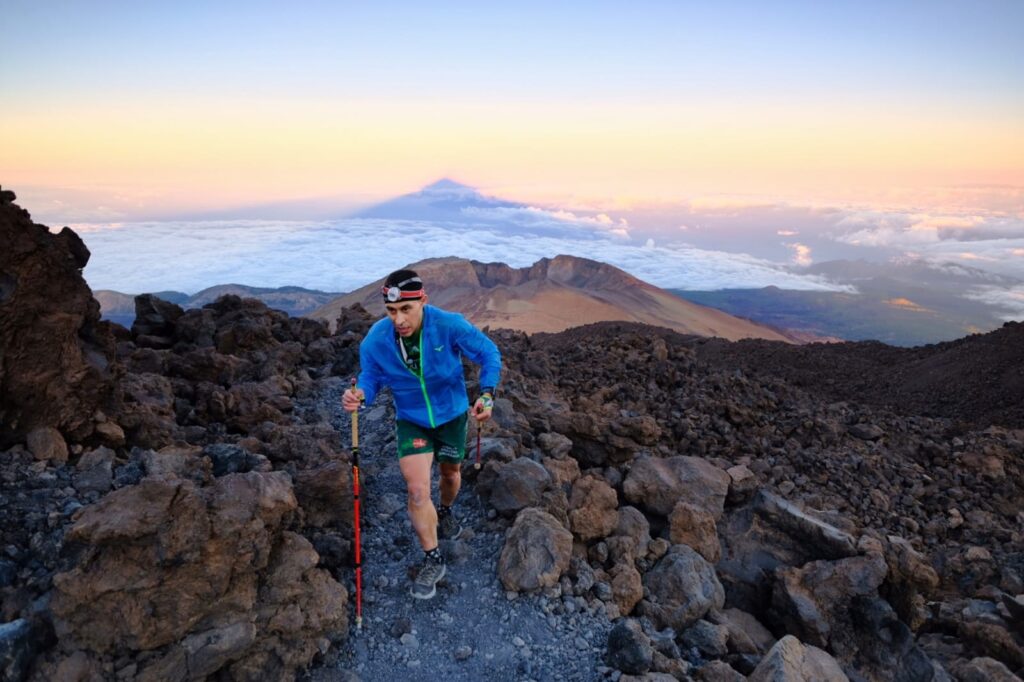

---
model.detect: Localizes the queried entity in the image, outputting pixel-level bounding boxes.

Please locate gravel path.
[304,378,613,682]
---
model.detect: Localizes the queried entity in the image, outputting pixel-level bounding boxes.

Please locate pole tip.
[356,616,363,631]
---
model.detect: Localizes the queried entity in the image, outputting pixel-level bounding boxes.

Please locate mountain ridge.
[309,254,797,342]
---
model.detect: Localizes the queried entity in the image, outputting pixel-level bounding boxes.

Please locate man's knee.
[407,480,431,506]
[440,465,460,483]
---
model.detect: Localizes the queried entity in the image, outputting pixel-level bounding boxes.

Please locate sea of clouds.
[75,217,855,295]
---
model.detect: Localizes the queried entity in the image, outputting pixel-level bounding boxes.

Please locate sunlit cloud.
[787,242,813,266]
[884,298,931,313]
[777,229,798,236]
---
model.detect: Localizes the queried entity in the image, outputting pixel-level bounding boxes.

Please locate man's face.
[384,296,427,337]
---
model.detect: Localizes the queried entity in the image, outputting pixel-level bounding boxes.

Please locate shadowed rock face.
[0,190,118,445]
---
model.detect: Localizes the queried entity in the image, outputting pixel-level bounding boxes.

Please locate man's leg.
[399,451,438,551]
[439,461,461,507]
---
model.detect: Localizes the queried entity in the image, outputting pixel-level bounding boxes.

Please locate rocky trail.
[304,379,612,682]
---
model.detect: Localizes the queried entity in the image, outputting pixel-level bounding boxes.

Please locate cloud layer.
[76,218,849,295]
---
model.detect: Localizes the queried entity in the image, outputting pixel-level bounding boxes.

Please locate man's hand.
[471,393,494,422]
[343,387,365,413]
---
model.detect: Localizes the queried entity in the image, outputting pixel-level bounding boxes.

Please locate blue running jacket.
[356,305,502,428]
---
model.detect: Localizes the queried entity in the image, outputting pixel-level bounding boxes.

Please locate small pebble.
[512,636,526,647]
[454,645,473,661]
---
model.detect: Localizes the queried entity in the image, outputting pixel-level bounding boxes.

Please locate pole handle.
[474,417,483,470]
[350,377,359,448]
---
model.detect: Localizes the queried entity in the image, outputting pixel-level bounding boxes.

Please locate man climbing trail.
[342,269,502,600]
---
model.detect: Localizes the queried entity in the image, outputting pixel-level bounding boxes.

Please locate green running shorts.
[396,412,468,464]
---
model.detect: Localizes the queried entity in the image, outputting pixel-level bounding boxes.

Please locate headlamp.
[381,276,424,302]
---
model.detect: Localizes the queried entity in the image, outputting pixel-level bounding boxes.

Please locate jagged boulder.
[568,475,619,542]
[748,635,849,682]
[950,657,1021,681]
[50,471,348,677]
[614,506,652,560]
[610,562,644,616]
[771,553,888,649]
[132,294,184,348]
[0,194,117,445]
[292,460,353,527]
[623,455,730,519]
[669,501,720,563]
[642,544,724,630]
[498,507,572,592]
[708,608,776,656]
[0,618,47,682]
[489,457,553,517]
[606,619,653,675]
[717,490,860,613]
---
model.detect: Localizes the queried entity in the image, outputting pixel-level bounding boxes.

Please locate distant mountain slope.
[672,258,1021,347]
[309,255,795,342]
[693,320,1024,429]
[95,284,341,326]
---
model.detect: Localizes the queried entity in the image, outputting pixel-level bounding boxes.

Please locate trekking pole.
[349,378,364,631]
[474,417,482,470]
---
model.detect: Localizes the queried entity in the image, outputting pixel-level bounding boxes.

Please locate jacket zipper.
[396,326,436,428]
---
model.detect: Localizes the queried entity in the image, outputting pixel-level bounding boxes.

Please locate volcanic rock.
[694,661,745,681]
[748,635,849,682]
[614,507,652,559]
[498,507,573,592]
[771,553,888,649]
[537,432,573,459]
[50,471,347,676]
[642,544,725,630]
[726,464,758,504]
[132,294,184,348]
[0,618,44,682]
[681,619,729,658]
[0,198,117,445]
[950,657,1021,681]
[610,562,644,616]
[26,426,68,462]
[292,460,353,527]
[668,501,721,563]
[74,445,115,495]
[605,619,653,675]
[623,455,730,519]
[568,475,619,542]
[488,457,553,517]
[542,456,580,490]
[709,607,776,656]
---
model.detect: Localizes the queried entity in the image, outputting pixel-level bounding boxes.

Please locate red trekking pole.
[349,378,364,630]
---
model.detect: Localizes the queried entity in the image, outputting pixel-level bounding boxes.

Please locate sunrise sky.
[3,1,1023,222]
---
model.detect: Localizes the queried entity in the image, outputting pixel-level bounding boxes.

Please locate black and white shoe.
[410,558,447,600]
[438,511,464,540]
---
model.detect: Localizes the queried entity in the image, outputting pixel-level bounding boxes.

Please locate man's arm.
[355,338,385,406]
[451,314,501,391]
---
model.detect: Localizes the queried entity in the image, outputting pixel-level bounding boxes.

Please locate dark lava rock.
[202,443,265,477]
[0,618,44,682]
[0,197,118,445]
[605,618,653,674]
